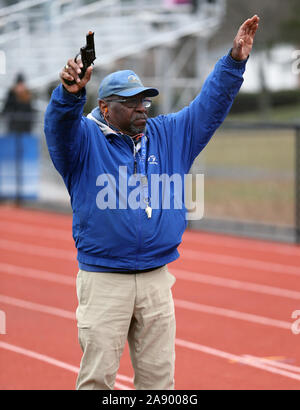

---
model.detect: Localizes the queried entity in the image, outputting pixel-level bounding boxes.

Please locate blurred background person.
[1,73,36,205]
[1,73,35,136]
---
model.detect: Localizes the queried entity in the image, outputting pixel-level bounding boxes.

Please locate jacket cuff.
[225,49,249,68]
[60,84,87,101]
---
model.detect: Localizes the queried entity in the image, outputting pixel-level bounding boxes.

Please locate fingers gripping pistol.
[64,31,96,85]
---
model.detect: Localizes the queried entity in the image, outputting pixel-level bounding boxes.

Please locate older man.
[44,15,259,390]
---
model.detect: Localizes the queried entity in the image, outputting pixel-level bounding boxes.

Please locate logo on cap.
[128,74,140,84]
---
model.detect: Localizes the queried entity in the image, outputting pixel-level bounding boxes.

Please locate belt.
[110,265,165,274]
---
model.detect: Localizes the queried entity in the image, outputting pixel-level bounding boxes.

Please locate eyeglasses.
[105,97,152,109]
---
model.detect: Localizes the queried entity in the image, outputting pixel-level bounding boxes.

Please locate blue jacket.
[44,51,247,271]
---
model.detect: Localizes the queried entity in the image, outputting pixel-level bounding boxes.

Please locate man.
[2,73,35,135]
[44,15,259,390]
[2,73,36,204]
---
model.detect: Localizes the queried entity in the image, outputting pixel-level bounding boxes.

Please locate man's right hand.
[60,58,93,94]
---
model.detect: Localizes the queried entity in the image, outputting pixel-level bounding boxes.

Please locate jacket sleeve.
[156,50,247,173]
[44,84,88,178]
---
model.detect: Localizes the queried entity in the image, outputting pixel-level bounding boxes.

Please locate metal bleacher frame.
[0,0,226,113]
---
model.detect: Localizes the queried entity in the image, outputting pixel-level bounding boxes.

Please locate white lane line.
[182,249,300,276]
[184,231,300,257]
[4,261,299,302]
[1,237,300,277]
[0,239,75,260]
[0,221,72,241]
[1,217,298,257]
[0,342,132,390]
[0,262,75,285]
[2,259,300,302]
[0,295,76,320]
[174,299,291,330]
[0,211,71,228]
[0,341,79,372]
[172,268,300,300]
[0,298,300,381]
[0,293,292,332]
[243,355,300,374]
[175,338,300,382]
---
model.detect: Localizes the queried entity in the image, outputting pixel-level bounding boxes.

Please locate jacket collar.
[87,106,148,144]
[87,107,118,137]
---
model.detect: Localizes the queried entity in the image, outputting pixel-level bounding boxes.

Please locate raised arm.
[153,15,260,173]
[44,60,93,178]
[231,15,260,61]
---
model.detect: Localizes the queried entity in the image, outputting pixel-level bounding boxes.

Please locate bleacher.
[0,0,225,109]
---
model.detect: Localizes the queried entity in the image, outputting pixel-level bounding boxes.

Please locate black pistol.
[64,31,96,86]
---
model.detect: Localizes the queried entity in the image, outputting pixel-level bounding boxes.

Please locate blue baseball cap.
[98,70,159,99]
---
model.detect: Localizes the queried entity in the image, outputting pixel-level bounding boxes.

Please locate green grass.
[192,128,295,226]
[227,103,300,123]
[204,130,294,170]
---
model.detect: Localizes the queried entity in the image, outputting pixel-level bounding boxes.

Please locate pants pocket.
[166,269,176,288]
[76,270,90,329]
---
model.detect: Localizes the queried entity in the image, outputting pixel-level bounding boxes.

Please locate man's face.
[99,93,152,136]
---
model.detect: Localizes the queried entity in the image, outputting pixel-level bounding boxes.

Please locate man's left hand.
[231,15,260,61]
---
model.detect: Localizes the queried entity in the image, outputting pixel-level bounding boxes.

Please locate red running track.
[0,204,300,390]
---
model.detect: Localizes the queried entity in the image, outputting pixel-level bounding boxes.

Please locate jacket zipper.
[126,136,142,269]
[134,158,137,175]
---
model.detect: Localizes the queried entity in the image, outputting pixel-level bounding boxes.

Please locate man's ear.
[98,100,108,116]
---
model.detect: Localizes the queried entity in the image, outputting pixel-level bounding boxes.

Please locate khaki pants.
[75,265,176,390]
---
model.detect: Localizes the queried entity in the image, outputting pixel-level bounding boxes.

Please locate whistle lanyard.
[136,134,152,218]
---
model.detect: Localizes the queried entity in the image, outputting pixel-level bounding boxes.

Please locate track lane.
[0,206,72,229]
[2,235,300,294]
[173,257,300,291]
[174,342,300,390]
[0,249,76,276]
[1,298,300,390]
[0,347,77,390]
[1,206,298,257]
[1,205,300,390]
[182,230,300,257]
[0,304,80,372]
[1,227,300,291]
[1,264,298,326]
[2,266,300,379]
[0,303,134,390]
[180,236,300,266]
